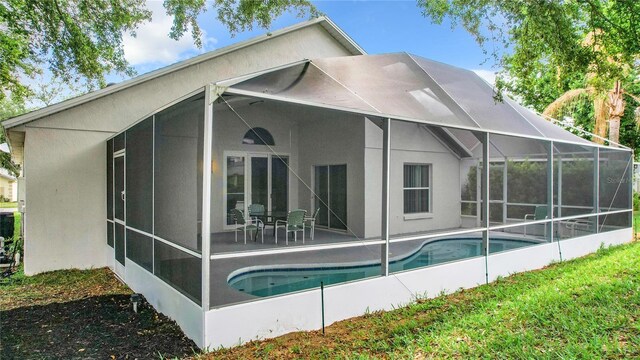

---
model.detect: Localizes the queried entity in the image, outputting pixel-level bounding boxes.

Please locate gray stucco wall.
[364,120,462,238]
[296,109,366,238]
[210,100,301,235]
[211,101,366,239]
[19,24,354,274]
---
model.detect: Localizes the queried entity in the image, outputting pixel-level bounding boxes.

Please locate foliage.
[0,0,318,103]
[13,211,21,240]
[0,96,24,176]
[0,0,152,101]
[418,0,640,92]
[417,1,640,149]
[165,0,319,44]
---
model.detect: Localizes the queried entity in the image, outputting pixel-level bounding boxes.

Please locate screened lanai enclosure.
[106,53,633,347]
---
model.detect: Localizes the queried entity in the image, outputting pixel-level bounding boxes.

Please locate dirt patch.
[1,268,196,359]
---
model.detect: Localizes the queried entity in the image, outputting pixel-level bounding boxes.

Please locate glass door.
[250,156,269,208]
[329,165,347,230]
[225,153,289,228]
[271,156,289,212]
[314,165,347,230]
[226,155,245,226]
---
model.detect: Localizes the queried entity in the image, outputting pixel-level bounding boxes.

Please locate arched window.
[242,127,275,145]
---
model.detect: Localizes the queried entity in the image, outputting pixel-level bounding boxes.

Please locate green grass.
[12,211,20,240]
[210,241,640,359]
[0,202,17,208]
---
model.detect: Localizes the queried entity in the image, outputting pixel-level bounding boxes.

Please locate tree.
[0,0,317,103]
[0,96,25,176]
[417,0,640,146]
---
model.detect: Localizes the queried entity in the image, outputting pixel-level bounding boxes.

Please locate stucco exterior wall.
[297,109,366,237]
[19,24,355,274]
[210,100,301,234]
[364,120,462,238]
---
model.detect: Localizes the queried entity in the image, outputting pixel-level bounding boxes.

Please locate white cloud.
[123,2,217,66]
[472,69,497,86]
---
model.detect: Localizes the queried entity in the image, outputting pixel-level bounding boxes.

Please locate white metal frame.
[113,151,126,278]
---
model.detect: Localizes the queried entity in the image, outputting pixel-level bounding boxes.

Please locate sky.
[111,0,500,86]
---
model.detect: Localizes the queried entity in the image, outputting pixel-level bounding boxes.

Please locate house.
[3,17,632,348]
[0,168,17,202]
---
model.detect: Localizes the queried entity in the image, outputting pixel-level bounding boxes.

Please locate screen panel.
[107,221,114,248]
[115,223,125,265]
[553,143,596,217]
[154,240,201,305]
[154,93,205,252]
[126,229,153,272]
[126,117,153,233]
[599,148,632,212]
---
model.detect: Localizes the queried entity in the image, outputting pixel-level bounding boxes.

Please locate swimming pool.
[227,237,537,297]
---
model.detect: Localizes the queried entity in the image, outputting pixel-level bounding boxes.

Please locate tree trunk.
[608,116,621,144]
[593,96,608,144]
[607,80,625,145]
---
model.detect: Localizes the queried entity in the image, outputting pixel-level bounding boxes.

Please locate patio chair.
[275,209,307,245]
[304,208,321,240]
[523,206,548,236]
[248,204,265,217]
[230,208,264,244]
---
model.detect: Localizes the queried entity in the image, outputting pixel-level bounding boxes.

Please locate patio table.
[250,211,288,237]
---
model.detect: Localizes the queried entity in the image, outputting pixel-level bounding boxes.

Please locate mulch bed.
[1,269,197,359]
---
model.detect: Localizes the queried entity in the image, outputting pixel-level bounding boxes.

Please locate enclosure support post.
[557,156,562,219]
[502,156,508,224]
[481,133,490,284]
[201,85,213,342]
[547,142,555,249]
[381,118,391,277]
[594,148,600,233]
[476,165,481,227]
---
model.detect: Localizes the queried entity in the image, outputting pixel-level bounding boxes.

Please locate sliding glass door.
[314,165,347,231]
[271,156,288,212]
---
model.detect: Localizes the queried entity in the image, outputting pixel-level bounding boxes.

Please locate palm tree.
[542,81,639,145]
[542,31,640,145]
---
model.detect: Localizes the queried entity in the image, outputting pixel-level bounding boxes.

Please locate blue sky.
[113,1,500,85]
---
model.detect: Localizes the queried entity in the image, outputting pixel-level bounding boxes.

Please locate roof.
[3,16,365,130]
[220,53,596,150]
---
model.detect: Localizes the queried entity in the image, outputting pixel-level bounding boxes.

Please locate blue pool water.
[228,237,536,297]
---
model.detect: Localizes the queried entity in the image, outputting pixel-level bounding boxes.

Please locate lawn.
[2,241,639,359]
[0,267,197,359]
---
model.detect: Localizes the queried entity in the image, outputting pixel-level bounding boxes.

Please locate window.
[404,164,431,213]
[242,127,275,145]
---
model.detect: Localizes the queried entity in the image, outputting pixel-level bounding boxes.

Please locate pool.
[227,237,537,297]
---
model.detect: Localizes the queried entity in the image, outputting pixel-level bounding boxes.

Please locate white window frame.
[403,163,432,216]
